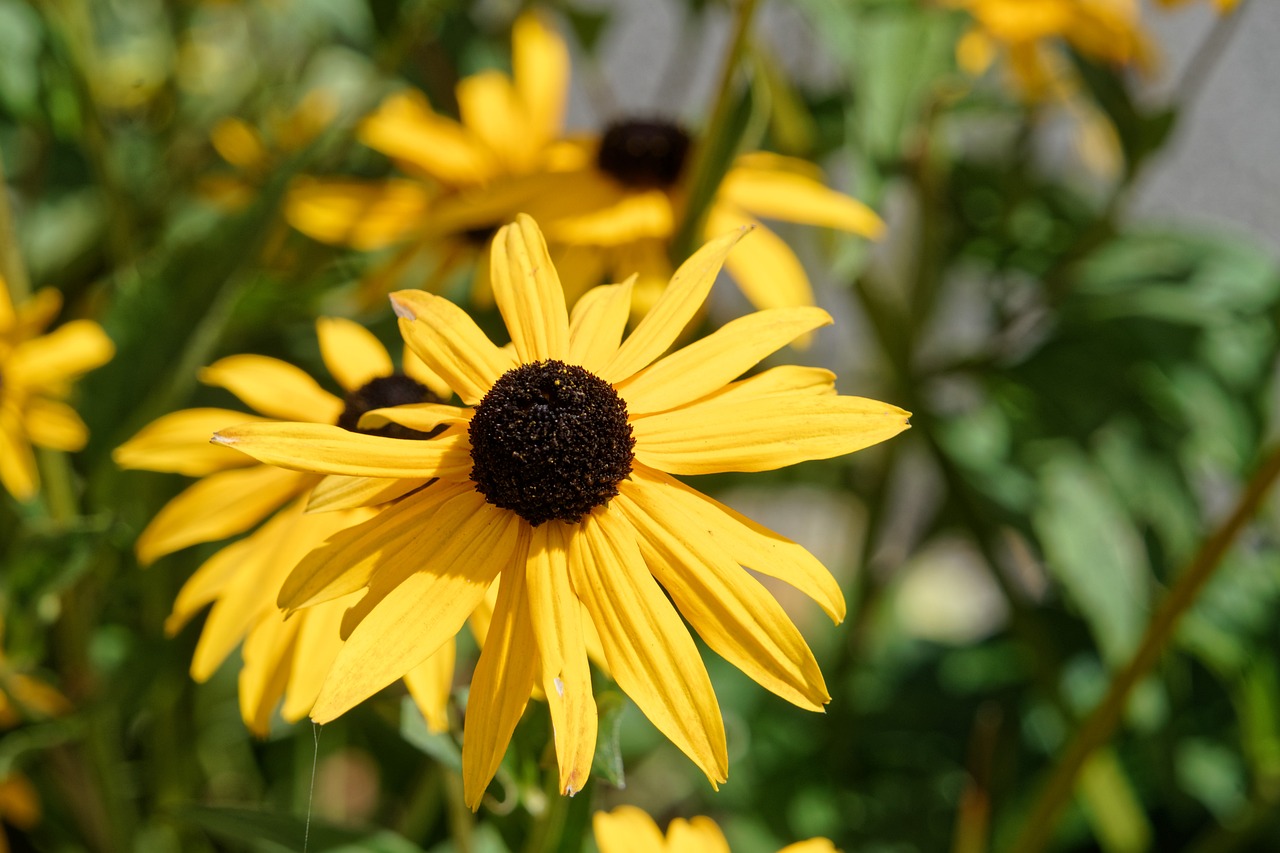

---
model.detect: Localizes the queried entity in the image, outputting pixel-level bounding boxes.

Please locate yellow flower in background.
[286,11,570,298]
[200,89,338,210]
[0,278,114,503]
[525,123,884,314]
[212,215,910,807]
[593,805,838,853]
[115,319,465,734]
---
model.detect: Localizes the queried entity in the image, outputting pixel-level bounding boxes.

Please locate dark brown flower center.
[337,374,443,440]
[468,360,635,526]
[597,119,691,189]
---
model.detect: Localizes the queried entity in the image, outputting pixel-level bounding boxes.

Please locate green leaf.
[399,696,462,771]
[591,689,626,788]
[171,805,421,852]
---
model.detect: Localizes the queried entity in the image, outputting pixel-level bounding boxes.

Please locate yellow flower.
[286,11,570,299]
[115,318,464,734]
[524,129,884,314]
[593,805,838,853]
[0,277,114,502]
[953,0,1154,101]
[212,215,910,806]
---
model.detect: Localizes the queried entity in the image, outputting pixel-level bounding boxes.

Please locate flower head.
[0,277,114,502]
[213,215,909,805]
[115,319,462,734]
[593,805,838,853]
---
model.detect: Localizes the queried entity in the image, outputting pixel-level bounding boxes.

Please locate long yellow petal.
[114,408,269,476]
[316,317,394,394]
[719,161,885,238]
[404,639,457,733]
[566,278,635,375]
[546,189,674,245]
[357,402,469,433]
[526,522,597,796]
[461,527,539,809]
[592,806,668,853]
[633,391,909,475]
[211,422,473,479]
[305,475,431,512]
[7,320,114,388]
[238,609,300,737]
[630,464,845,622]
[310,500,519,723]
[617,484,829,710]
[600,227,749,384]
[167,537,255,635]
[135,465,306,565]
[457,71,530,175]
[279,481,472,611]
[280,598,349,722]
[570,511,727,786]
[490,215,570,363]
[22,398,88,452]
[618,306,832,416]
[706,205,813,311]
[512,11,569,148]
[668,817,732,853]
[200,354,344,423]
[357,89,496,185]
[285,177,432,250]
[391,290,518,405]
[0,404,38,501]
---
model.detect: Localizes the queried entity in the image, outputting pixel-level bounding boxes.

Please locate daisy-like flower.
[212,215,909,806]
[0,277,114,503]
[593,805,837,853]
[526,123,885,314]
[114,319,465,734]
[286,11,569,299]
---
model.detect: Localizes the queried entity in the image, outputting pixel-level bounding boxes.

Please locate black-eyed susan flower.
[593,805,838,853]
[526,124,884,314]
[115,318,467,734]
[0,277,113,503]
[212,215,910,806]
[286,10,570,300]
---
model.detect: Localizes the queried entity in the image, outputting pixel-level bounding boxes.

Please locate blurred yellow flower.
[0,278,114,503]
[593,805,838,853]
[114,318,465,734]
[1154,0,1238,11]
[212,216,909,807]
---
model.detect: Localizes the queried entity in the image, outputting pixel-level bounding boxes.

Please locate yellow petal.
[391,290,518,405]
[570,512,727,785]
[0,274,15,331]
[358,89,496,186]
[668,817,731,853]
[310,499,519,723]
[210,422,473,479]
[211,117,268,170]
[457,71,530,174]
[618,306,832,416]
[490,215,571,363]
[403,344,454,401]
[8,320,114,388]
[567,277,635,375]
[526,522,597,796]
[238,609,300,736]
[0,404,38,502]
[600,226,749,383]
[404,638,457,733]
[22,398,88,452]
[719,161,884,238]
[280,599,349,722]
[285,177,432,250]
[512,11,569,148]
[316,317,394,393]
[167,537,255,635]
[305,475,431,512]
[200,354,344,423]
[547,188,674,245]
[592,806,668,853]
[706,206,814,311]
[617,483,829,710]
[357,402,469,434]
[633,388,910,475]
[461,527,539,809]
[279,481,473,611]
[778,840,838,853]
[114,408,267,476]
[15,287,63,339]
[134,464,306,565]
[630,464,845,622]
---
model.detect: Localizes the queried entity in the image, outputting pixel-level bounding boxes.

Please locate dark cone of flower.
[338,374,444,440]
[597,119,691,189]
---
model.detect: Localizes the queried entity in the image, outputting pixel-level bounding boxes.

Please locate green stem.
[1007,442,1280,853]
[670,0,760,263]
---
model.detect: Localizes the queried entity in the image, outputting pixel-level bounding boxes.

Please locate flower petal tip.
[389,294,417,321]
[209,432,235,446]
